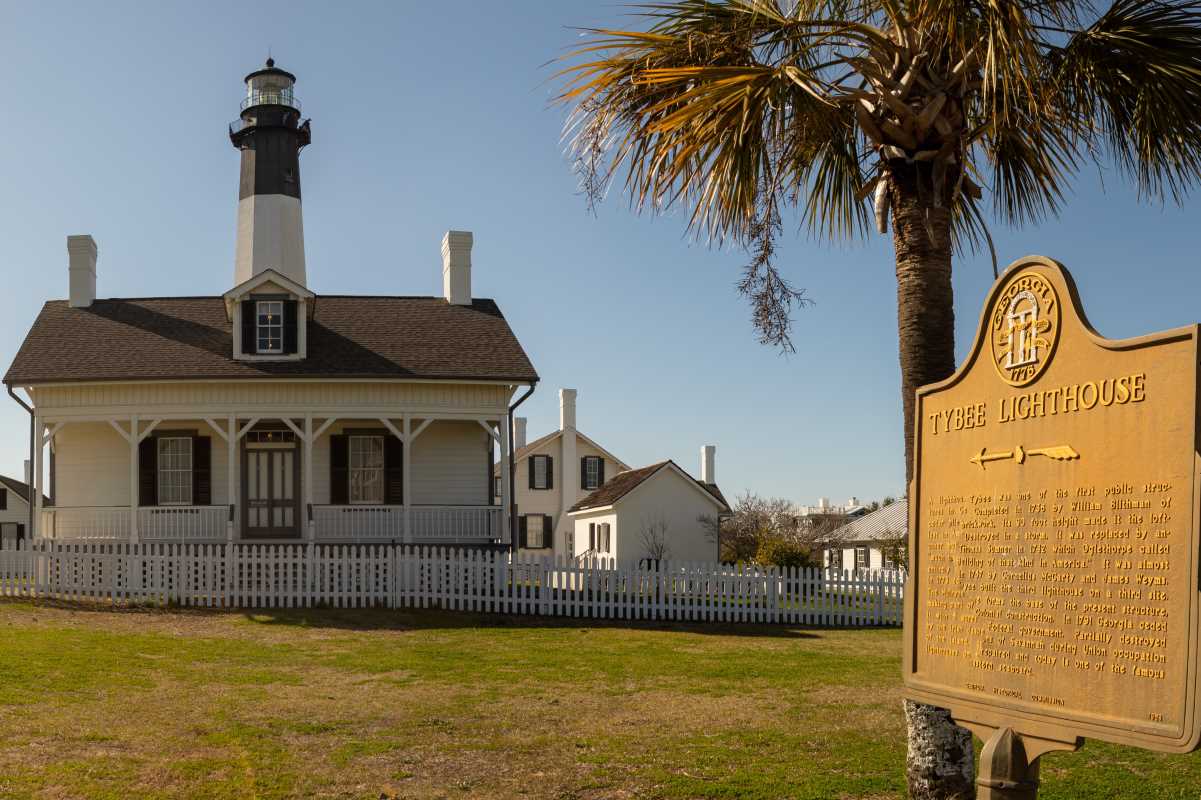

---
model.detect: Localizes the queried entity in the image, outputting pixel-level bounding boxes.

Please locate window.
[582,456,602,490]
[157,437,193,505]
[883,550,896,570]
[855,546,869,570]
[349,435,385,504]
[829,548,843,570]
[494,475,502,500]
[525,515,546,549]
[588,522,611,553]
[256,300,284,353]
[530,454,552,490]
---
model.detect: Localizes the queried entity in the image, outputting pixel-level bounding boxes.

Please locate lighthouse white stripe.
[235,193,307,286]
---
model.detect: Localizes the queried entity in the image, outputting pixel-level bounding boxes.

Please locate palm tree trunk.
[889,170,975,800]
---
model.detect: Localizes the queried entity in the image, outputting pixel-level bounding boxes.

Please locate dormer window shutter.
[283,300,298,354]
[240,300,256,354]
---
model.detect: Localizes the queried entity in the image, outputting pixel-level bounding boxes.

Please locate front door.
[243,441,300,538]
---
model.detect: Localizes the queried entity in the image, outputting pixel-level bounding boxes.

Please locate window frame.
[582,456,602,490]
[156,436,194,506]
[530,454,551,490]
[829,548,843,570]
[255,299,284,354]
[855,545,870,570]
[348,434,386,505]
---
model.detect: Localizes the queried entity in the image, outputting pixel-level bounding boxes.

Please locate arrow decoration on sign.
[969,444,1080,468]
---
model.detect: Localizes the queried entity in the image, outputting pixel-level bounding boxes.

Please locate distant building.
[823,499,907,572]
[496,389,630,557]
[0,464,43,546]
[797,496,867,518]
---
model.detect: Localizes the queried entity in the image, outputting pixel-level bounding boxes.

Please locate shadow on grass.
[0,597,850,638]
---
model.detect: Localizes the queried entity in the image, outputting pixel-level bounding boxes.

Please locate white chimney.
[514,417,528,450]
[701,445,716,484]
[818,497,830,511]
[68,235,97,308]
[559,388,577,431]
[848,496,859,508]
[441,230,472,305]
[24,460,31,487]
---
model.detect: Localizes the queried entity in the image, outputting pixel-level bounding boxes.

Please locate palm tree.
[555,1,1201,796]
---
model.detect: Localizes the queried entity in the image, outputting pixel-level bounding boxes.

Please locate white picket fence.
[0,541,904,626]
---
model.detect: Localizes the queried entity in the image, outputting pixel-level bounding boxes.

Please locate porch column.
[227,415,237,542]
[499,415,511,545]
[402,415,412,544]
[32,414,43,539]
[304,414,314,541]
[129,414,139,543]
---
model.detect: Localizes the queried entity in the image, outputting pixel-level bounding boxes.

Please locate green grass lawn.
[0,601,1198,799]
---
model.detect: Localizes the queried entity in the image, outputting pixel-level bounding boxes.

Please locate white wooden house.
[567,448,729,563]
[0,468,41,546]
[496,388,630,557]
[3,60,537,547]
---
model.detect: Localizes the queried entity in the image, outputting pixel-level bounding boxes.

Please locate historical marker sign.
[904,255,1201,753]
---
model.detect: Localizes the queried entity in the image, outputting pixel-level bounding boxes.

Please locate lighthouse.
[229,58,311,287]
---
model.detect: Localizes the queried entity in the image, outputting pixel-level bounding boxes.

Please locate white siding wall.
[828,544,893,571]
[570,510,618,558]
[608,468,720,562]
[54,420,232,508]
[0,488,30,536]
[510,435,626,556]
[311,420,489,506]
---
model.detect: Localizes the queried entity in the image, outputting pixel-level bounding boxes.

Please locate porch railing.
[138,506,227,541]
[410,505,502,541]
[312,505,404,540]
[40,507,130,540]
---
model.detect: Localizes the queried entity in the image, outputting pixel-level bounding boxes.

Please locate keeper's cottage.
[3,60,538,546]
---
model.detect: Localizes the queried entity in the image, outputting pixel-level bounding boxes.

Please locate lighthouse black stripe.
[238,128,303,201]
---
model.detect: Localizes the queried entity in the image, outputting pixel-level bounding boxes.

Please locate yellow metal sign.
[904,256,1201,753]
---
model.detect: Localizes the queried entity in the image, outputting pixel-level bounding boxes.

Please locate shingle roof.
[0,474,46,505]
[827,499,907,543]
[4,296,538,385]
[568,460,730,514]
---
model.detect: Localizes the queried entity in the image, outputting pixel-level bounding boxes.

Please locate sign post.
[905,256,1201,797]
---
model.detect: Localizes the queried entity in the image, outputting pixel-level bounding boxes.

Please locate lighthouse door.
[242,433,300,539]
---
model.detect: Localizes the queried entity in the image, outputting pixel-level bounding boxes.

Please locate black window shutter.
[546,455,554,490]
[543,515,553,549]
[589,523,596,551]
[138,437,158,507]
[580,458,587,489]
[384,435,404,505]
[193,436,212,505]
[330,434,349,505]
[598,459,605,486]
[528,457,536,490]
[241,300,256,354]
[283,300,299,354]
[0,488,6,511]
[519,515,528,549]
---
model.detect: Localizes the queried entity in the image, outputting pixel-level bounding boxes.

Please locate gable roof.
[0,474,46,505]
[4,296,538,385]
[494,428,630,475]
[826,499,907,543]
[567,460,730,514]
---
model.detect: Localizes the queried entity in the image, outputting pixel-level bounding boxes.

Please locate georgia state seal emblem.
[990,270,1060,387]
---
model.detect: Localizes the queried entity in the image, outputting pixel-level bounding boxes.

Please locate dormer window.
[256,300,284,353]
[224,268,313,360]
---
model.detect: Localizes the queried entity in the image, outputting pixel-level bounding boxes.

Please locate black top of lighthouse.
[229,57,311,149]
[244,57,296,84]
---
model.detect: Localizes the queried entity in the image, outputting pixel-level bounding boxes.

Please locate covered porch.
[31,411,512,546]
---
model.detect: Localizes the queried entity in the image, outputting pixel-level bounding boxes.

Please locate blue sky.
[0,1,1197,506]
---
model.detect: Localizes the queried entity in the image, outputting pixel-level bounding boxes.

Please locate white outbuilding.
[566,448,729,563]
